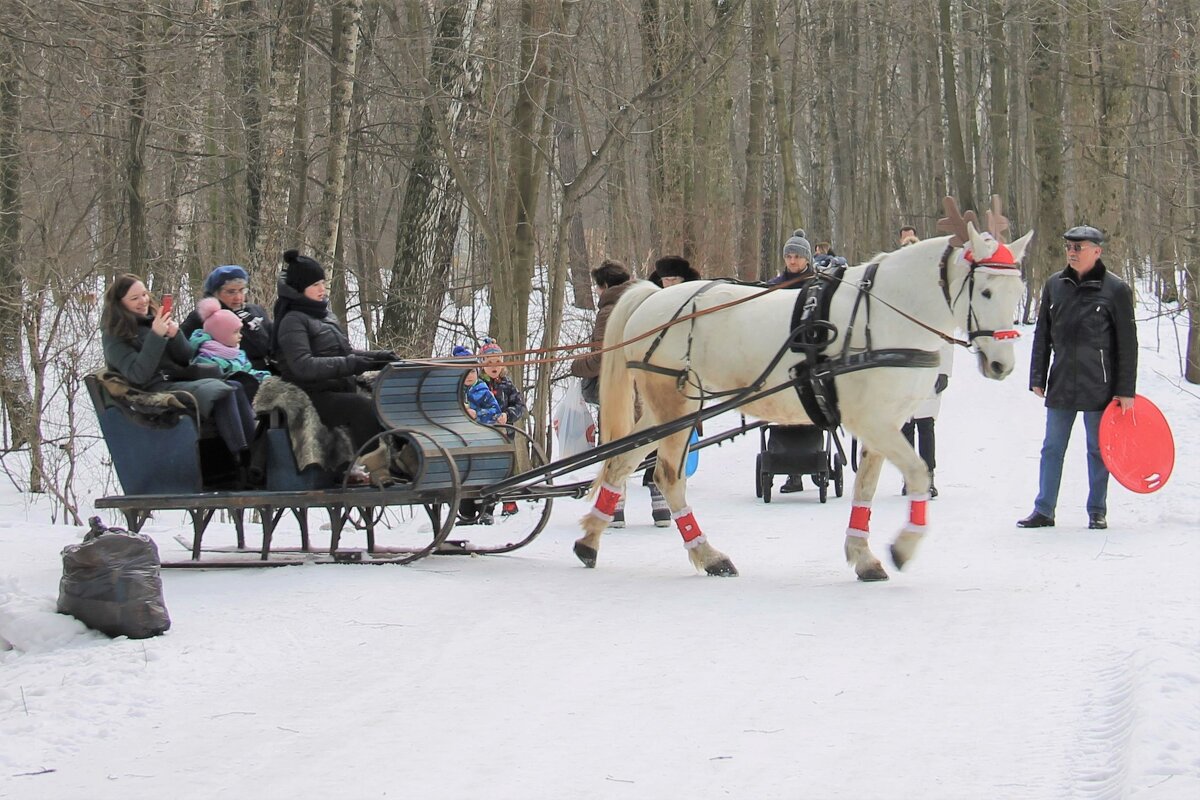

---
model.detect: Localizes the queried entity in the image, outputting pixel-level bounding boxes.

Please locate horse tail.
[598,281,658,447]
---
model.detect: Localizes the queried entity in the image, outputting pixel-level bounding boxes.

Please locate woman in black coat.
[101,274,257,461]
[271,250,395,453]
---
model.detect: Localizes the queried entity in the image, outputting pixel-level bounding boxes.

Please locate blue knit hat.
[203,265,249,296]
[452,345,473,358]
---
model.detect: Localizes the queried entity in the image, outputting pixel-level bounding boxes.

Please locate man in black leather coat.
[1017,226,1137,531]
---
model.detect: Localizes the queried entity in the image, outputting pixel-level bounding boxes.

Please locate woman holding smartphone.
[101,274,257,472]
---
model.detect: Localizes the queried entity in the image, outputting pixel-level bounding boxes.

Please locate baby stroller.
[755,424,846,503]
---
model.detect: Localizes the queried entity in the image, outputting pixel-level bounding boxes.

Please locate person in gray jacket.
[271,250,395,453]
[101,274,256,465]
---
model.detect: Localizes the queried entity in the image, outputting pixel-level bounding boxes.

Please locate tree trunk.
[251,0,307,279]
[639,0,668,252]
[494,0,562,372]
[127,5,150,279]
[319,0,362,321]
[0,17,32,450]
[1028,0,1067,319]
[235,0,264,253]
[555,85,593,310]
[738,0,766,281]
[986,0,1009,210]
[938,0,972,210]
[167,0,218,290]
[1173,0,1200,383]
[1094,1,1137,264]
[764,0,802,230]
[378,0,489,356]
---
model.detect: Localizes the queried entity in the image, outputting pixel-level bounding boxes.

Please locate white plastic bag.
[552,381,596,459]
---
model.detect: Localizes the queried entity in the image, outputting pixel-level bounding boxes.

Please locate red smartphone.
[160,294,173,316]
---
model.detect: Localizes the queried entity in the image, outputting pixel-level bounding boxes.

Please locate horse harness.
[627,263,944,432]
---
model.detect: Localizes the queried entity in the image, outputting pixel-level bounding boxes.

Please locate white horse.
[576,220,1033,580]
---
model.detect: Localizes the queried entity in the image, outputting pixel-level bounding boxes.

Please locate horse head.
[960,221,1033,380]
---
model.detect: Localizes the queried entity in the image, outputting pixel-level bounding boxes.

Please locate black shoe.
[608,508,625,529]
[648,484,671,527]
[1016,511,1055,528]
[779,476,804,493]
[1088,512,1107,530]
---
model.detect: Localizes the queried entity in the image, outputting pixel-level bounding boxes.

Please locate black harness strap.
[628,262,946,433]
[642,280,726,363]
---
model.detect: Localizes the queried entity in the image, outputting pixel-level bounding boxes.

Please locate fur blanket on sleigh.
[252,377,355,473]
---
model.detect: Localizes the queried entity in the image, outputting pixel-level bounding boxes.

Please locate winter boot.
[780,474,804,493]
[648,483,671,527]
[928,470,938,499]
[356,441,393,487]
[609,498,626,529]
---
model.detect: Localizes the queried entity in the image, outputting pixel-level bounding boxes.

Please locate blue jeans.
[1034,407,1108,518]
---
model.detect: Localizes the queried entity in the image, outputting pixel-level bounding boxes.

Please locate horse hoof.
[889,544,910,570]
[573,540,597,568]
[705,558,739,577]
[856,565,889,582]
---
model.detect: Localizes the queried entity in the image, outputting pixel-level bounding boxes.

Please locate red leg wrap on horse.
[594,483,622,517]
[849,504,871,533]
[909,499,927,528]
[674,510,703,543]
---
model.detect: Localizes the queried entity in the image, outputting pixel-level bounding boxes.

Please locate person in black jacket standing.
[272,250,395,454]
[1017,226,1137,531]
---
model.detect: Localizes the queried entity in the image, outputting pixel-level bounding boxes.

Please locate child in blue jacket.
[453,344,503,524]
[454,345,501,424]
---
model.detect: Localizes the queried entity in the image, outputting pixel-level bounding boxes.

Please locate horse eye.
[981,288,993,299]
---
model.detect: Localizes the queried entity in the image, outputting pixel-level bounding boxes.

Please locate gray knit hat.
[783,229,812,260]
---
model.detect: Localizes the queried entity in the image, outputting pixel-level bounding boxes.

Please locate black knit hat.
[282,249,326,292]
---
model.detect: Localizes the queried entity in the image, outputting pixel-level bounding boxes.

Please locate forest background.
[0,0,1197,525]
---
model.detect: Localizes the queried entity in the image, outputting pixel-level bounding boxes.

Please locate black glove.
[350,355,374,375]
[364,349,396,367]
[934,374,949,394]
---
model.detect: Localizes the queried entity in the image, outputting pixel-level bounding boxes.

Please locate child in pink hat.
[189,297,271,392]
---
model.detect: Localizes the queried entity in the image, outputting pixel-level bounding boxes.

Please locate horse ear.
[1007,229,1035,264]
[966,221,999,261]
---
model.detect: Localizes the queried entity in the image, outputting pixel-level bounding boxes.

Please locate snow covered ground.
[1,305,1197,800]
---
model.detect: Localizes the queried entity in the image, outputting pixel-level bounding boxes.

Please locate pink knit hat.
[197,297,243,347]
[478,338,503,357]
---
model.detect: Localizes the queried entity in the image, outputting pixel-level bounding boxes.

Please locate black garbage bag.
[57,517,171,639]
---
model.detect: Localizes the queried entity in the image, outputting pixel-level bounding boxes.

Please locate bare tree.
[378,0,490,356]
[251,0,309,276]
[0,5,33,449]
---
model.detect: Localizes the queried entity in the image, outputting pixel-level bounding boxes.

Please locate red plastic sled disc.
[1098,395,1174,494]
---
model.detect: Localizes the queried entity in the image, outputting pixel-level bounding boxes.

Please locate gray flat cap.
[1063,225,1104,244]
